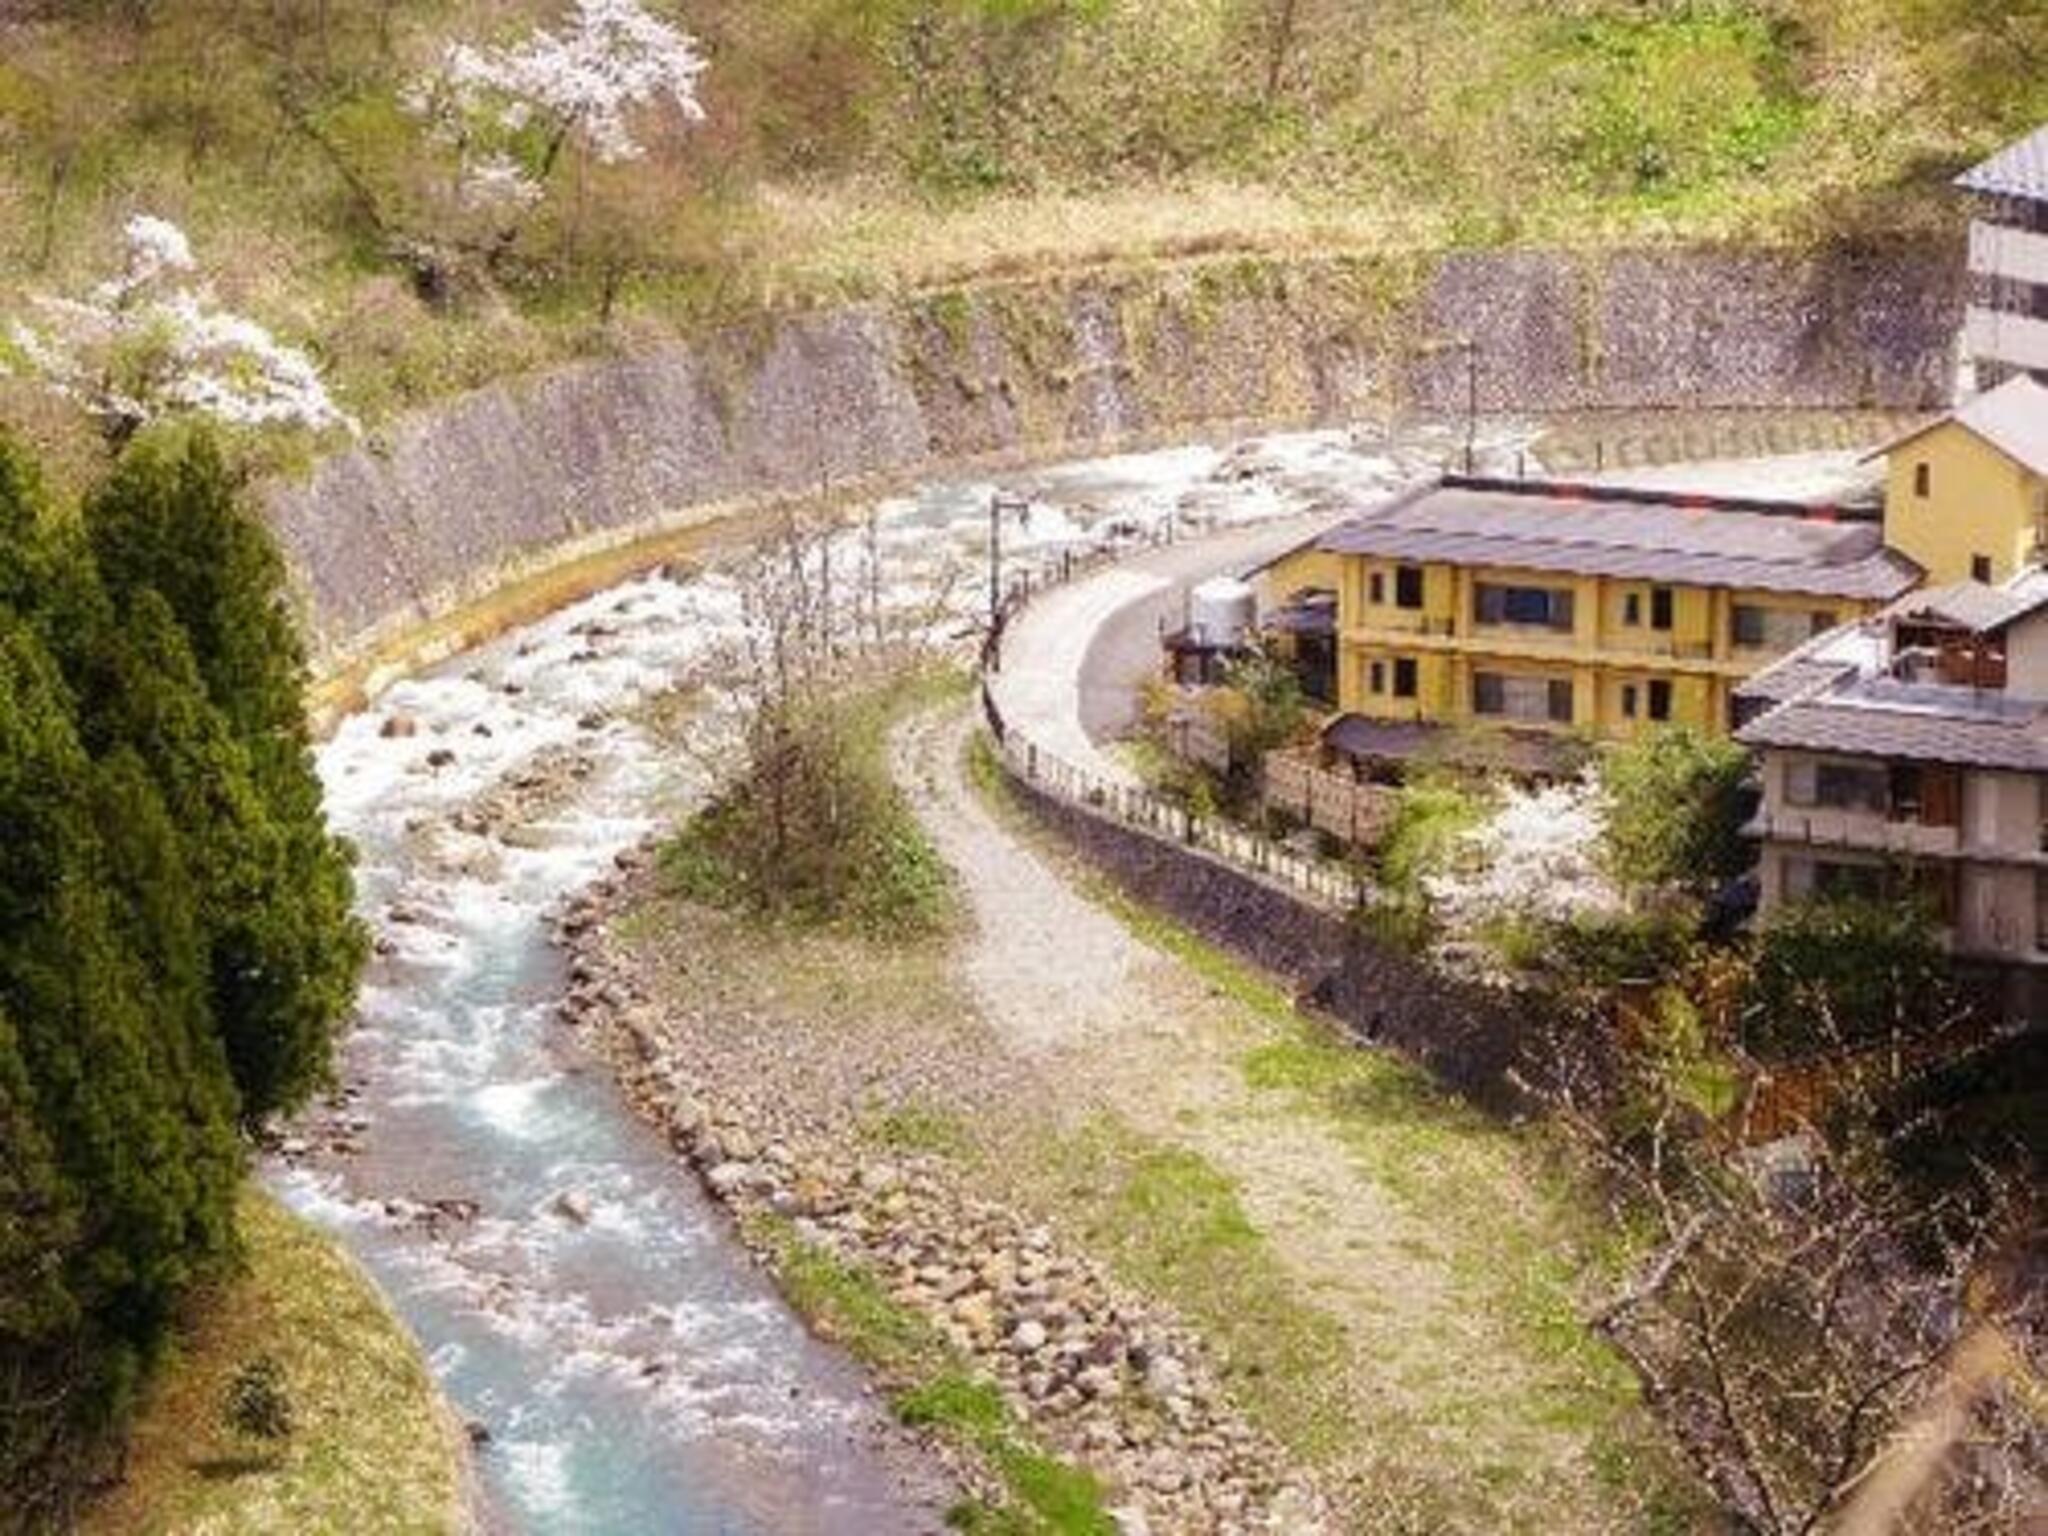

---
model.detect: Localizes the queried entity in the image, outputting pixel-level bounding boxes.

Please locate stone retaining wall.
[269,242,1961,674]
[1000,768,1535,1112]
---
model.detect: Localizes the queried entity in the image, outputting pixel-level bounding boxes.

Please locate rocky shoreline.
[551,847,1331,1535]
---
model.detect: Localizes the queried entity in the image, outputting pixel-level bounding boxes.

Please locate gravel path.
[892,708,1144,1054]
[892,700,1668,1531]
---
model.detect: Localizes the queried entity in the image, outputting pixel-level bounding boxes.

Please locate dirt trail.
[892,704,1648,1531]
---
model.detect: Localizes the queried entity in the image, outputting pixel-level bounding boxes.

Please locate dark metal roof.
[1737,697,2048,773]
[1312,478,1920,601]
[1956,125,2048,201]
[1320,713,1578,777]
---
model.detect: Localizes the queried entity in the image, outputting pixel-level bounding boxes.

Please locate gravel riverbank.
[552,846,1332,1535]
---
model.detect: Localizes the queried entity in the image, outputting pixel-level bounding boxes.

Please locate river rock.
[426,747,457,768]
[380,714,418,738]
[704,1161,755,1197]
[1011,1319,1049,1355]
[551,1190,593,1225]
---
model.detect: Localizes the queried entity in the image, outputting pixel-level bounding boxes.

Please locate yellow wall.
[1330,557,1870,739]
[1883,421,2047,585]
[1255,546,1344,608]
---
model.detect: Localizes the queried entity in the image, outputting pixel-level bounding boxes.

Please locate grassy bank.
[80,1190,468,1536]
[966,727,1703,1528]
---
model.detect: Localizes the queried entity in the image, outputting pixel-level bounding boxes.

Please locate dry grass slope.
[79,1190,469,1536]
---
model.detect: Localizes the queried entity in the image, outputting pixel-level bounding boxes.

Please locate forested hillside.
[1,0,2042,472]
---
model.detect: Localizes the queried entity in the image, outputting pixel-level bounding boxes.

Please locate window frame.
[1391,657,1418,699]
[1393,564,1425,611]
[1649,586,1675,632]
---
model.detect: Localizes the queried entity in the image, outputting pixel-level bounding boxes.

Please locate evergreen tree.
[0,615,241,1515]
[84,434,366,1122]
[0,427,361,1519]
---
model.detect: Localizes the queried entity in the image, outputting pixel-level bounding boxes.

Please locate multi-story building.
[1255,476,1920,762]
[1736,576,2048,974]
[1873,374,2048,586]
[1959,124,2048,390]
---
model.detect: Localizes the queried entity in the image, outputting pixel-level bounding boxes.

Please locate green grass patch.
[750,1217,1113,1534]
[862,1101,974,1159]
[79,1189,466,1535]
[1237,1023,1701,1523]
[1042,1117,1350,1464]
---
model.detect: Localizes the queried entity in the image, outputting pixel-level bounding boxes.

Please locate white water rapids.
[272,423,1528,1532]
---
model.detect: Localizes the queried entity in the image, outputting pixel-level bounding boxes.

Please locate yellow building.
[1258,476,1921,759]
[1873,375,2048,587]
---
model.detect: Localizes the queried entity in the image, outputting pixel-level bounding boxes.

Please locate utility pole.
[988,490,1029,631]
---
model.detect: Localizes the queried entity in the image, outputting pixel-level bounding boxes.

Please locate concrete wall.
[269,242,1963,672]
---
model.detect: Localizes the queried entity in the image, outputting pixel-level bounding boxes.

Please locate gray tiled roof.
[1732,655,1861,706]
[1738,696,2048,773]
[1314,480,1921,600]
[1887,577,2048,634]
[1957,125,2048,200]
[1321,713,1575,776]
[1873,376,2048,478]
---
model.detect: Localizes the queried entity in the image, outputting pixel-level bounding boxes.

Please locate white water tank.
[1187,576,1256,647]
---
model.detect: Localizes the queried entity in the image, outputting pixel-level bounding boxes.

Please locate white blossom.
[10,216,355,438]
[411,0,708,202]
[1423,771,1622,975]
[461,154,546,211]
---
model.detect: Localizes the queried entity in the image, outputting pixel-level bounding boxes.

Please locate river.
[271,423,1511,1533]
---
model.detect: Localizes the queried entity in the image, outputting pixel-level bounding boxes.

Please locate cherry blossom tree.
[1421,771,1624,979]
[407,0,708,252]
[4,215,354,445]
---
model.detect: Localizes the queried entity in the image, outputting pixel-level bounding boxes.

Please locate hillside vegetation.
[0,0,2041,467]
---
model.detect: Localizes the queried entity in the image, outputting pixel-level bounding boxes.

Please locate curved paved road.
[986,513,1342,786]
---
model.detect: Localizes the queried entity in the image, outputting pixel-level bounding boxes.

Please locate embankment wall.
[268,242,1961,681]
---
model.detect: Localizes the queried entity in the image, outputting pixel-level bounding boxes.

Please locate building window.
[1813,860,1886,901]
[1393,565,1424,610]
[1914,462,1931,498]
[1734,604,1835,653]
[1649,586,1675,631]
[1622,592,1642,626]
[1368,571,1385,605]
[1620,683,1638,718]
[1472,671,1571,724]
[1392,657,1418,699]
[1972,554,1994,584]
[1785,758,1888,813]
[1888,764,1961,827]
[1368,660,1385,694]
[1475,582,1574,631]
[1647,679,1673,722]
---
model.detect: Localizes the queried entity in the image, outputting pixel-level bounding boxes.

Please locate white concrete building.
[1737,576,2048,977]
[1960,125,2048,390]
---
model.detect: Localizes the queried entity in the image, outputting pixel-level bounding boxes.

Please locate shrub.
[663,678,951,938]
[1599,726,1752,898]
[1744,893,1956,1057]
[223,1355,295,1442]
